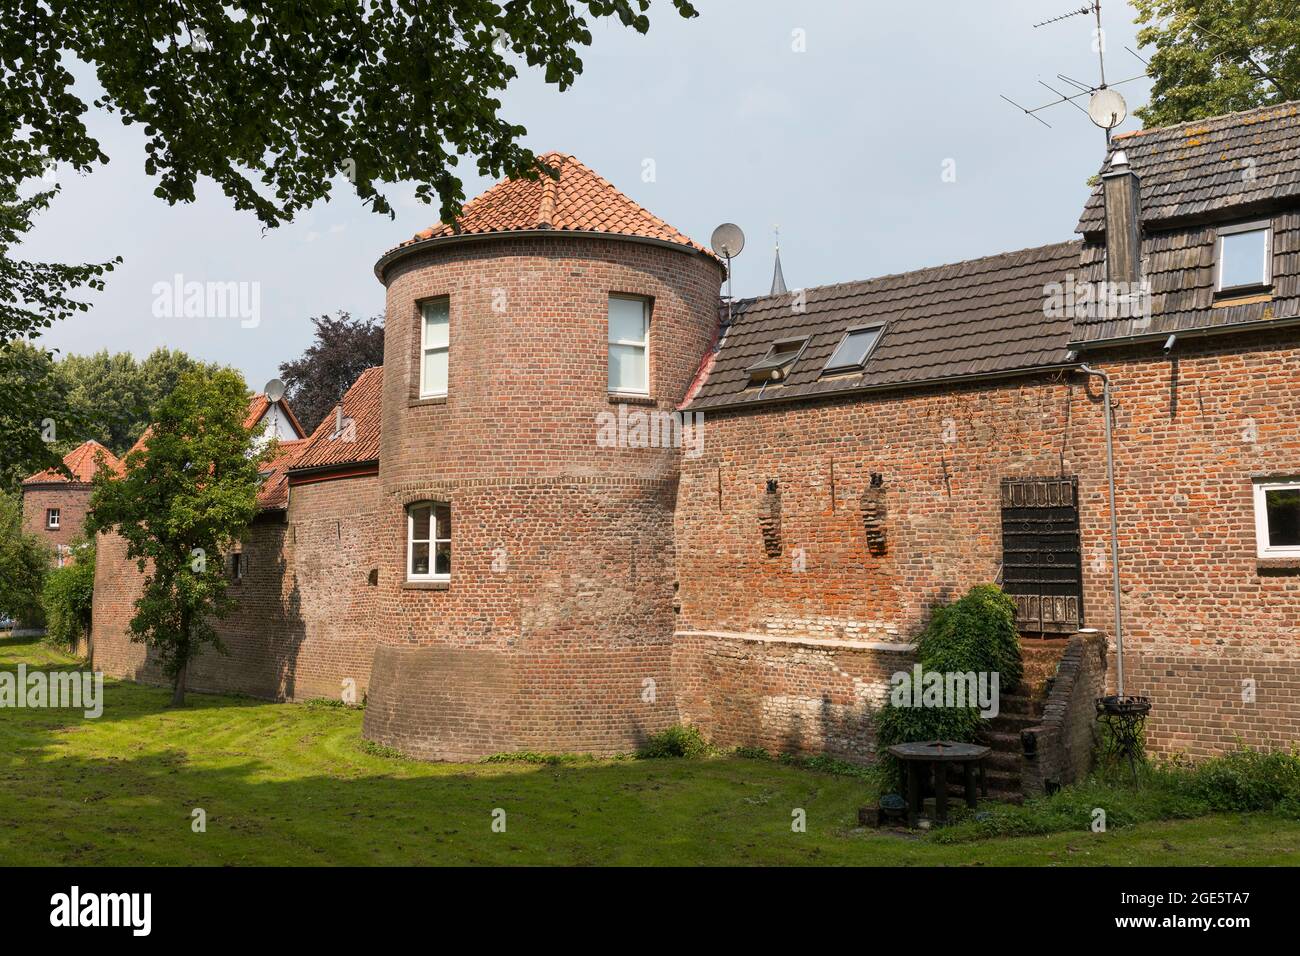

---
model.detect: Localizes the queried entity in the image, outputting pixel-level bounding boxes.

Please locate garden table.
[886,741,991,827]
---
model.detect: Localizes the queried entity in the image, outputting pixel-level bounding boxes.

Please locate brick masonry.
[1021,631,1109,796]
[21,484,91,552]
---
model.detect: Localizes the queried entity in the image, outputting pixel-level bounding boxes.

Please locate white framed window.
[1216,221,1272,293]
[1253,479,1300,558]
[407,502,451,581]
[46,508,60,530]
[419,298,450,398]
[227,552,244,581]
[608,295,649,395]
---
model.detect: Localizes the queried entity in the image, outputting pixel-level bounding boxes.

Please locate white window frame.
[419,298,450,399]
[1253,479,1300,558]
[1215,220,1273,294]
[608,295,650,396]
[46,508,60,530]
[406,502,451,582]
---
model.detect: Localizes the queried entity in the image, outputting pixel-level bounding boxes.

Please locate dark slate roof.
[1070,210,1300,344]
[1077,101,1300,236]
[686,240,1081,411]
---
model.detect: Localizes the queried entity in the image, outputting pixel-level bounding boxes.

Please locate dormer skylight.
[746,337,808,385]
[822,325,884,375]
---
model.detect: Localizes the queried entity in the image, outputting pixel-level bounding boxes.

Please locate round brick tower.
[362,154,724,759]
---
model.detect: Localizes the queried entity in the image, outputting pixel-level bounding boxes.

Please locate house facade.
[87,104,1300,770]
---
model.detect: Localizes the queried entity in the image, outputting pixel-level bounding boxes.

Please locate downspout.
[1078,364,1124,696]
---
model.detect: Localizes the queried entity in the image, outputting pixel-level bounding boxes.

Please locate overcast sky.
[20,0,1153,391]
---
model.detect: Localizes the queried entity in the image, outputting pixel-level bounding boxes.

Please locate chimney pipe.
[1102,150,1142,285]
[335,403,344,436]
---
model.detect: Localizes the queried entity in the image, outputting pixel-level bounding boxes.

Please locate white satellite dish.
[264,378,286,403]
[1087,88,1128,130]
[710,223,745,259]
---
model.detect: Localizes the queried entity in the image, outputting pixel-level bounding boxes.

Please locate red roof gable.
[23,440,123,485]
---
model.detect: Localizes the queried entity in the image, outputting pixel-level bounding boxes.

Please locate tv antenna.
[1000,2,1147,144]
[711,222,745,320]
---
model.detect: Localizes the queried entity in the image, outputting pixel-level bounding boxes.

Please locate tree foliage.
[0,488,49,625]
[279,312,385,433]
[1134,0,1300,127]
[87,368,269,704]
[42,536,96,648]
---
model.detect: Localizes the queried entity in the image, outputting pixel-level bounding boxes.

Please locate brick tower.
[362,154,724,759]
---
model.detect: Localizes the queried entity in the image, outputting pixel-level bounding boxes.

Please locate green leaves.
[87,367,269,684]
[1133,0,1300,127]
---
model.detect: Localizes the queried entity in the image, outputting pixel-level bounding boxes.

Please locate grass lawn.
[2,632,1297,866]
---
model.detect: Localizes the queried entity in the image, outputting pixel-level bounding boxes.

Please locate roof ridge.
[731,239,1081,308]
[1114,99,1300,140]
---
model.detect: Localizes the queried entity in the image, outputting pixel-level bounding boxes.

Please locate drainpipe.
[1078,364,1124,696]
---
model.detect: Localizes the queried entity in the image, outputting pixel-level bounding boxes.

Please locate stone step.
[986,711,1039,733]
[982,730,1022,752]
[997,693,1042,716]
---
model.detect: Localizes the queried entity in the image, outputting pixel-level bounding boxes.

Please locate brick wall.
[1021,631,1108,796]
[90,473,382,702]
[363,234,723,758]
[21,484,92,552]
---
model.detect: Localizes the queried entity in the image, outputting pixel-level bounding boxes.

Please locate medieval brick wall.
[89,473,382,702]
[1021,631,1108,796]
[21,484,92,553]
[363,234,723,758]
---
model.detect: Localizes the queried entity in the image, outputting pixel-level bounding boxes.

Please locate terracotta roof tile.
[289,366,383,473]
[256,439,308,511]
[386,153,714,259]
[22,440,123,485]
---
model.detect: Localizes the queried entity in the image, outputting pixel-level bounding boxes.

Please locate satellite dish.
[264,378,286,403]
[1087,88,1128,130]
[710,223,745,259]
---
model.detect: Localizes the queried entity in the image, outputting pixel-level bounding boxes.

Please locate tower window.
[407,502,451,581]
[46,508,60,530]
[608,295,650,395]
[419,298,450,398]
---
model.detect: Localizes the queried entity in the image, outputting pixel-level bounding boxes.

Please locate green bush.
[0,490,49,626]
[874,585,1022,788]
[636,724,711,759]
[932,745,1300,843]
[41,540,95,647]
[915,584,1023,690]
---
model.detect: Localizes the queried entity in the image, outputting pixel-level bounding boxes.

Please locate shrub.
[636,724,711,759]
[932,745,1300,843]
[0,490,48,626]
[41,540,95,647]
[874,585,1022,788]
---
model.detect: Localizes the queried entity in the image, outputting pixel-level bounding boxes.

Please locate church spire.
[769,224,787,296]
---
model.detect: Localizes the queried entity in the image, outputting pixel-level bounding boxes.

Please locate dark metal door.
[1000,477,1084,634]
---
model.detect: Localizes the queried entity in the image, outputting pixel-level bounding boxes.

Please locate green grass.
[2,632,1298,866]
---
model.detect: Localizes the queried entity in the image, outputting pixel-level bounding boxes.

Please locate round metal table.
[887,740,991,827]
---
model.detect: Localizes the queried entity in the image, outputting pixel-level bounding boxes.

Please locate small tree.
[87,369,268,704]
[42,536,97,649]
[279,312,385,432]
[0,488,49,625]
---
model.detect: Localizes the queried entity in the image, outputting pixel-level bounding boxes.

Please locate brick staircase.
[978,638,1071,802]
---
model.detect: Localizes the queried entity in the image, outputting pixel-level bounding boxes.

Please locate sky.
[19,0,1153,392]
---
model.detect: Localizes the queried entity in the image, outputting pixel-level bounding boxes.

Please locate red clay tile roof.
[256,439,308,510]
[22,440,124,485]
[385,153,715,260]
[289,366,383,474]
[245,393,306,437]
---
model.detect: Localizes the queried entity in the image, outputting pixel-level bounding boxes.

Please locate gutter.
[374,228,727,284]
[686,361,1083,414]
[1067,314,1300,352]
[286,460,380,483]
